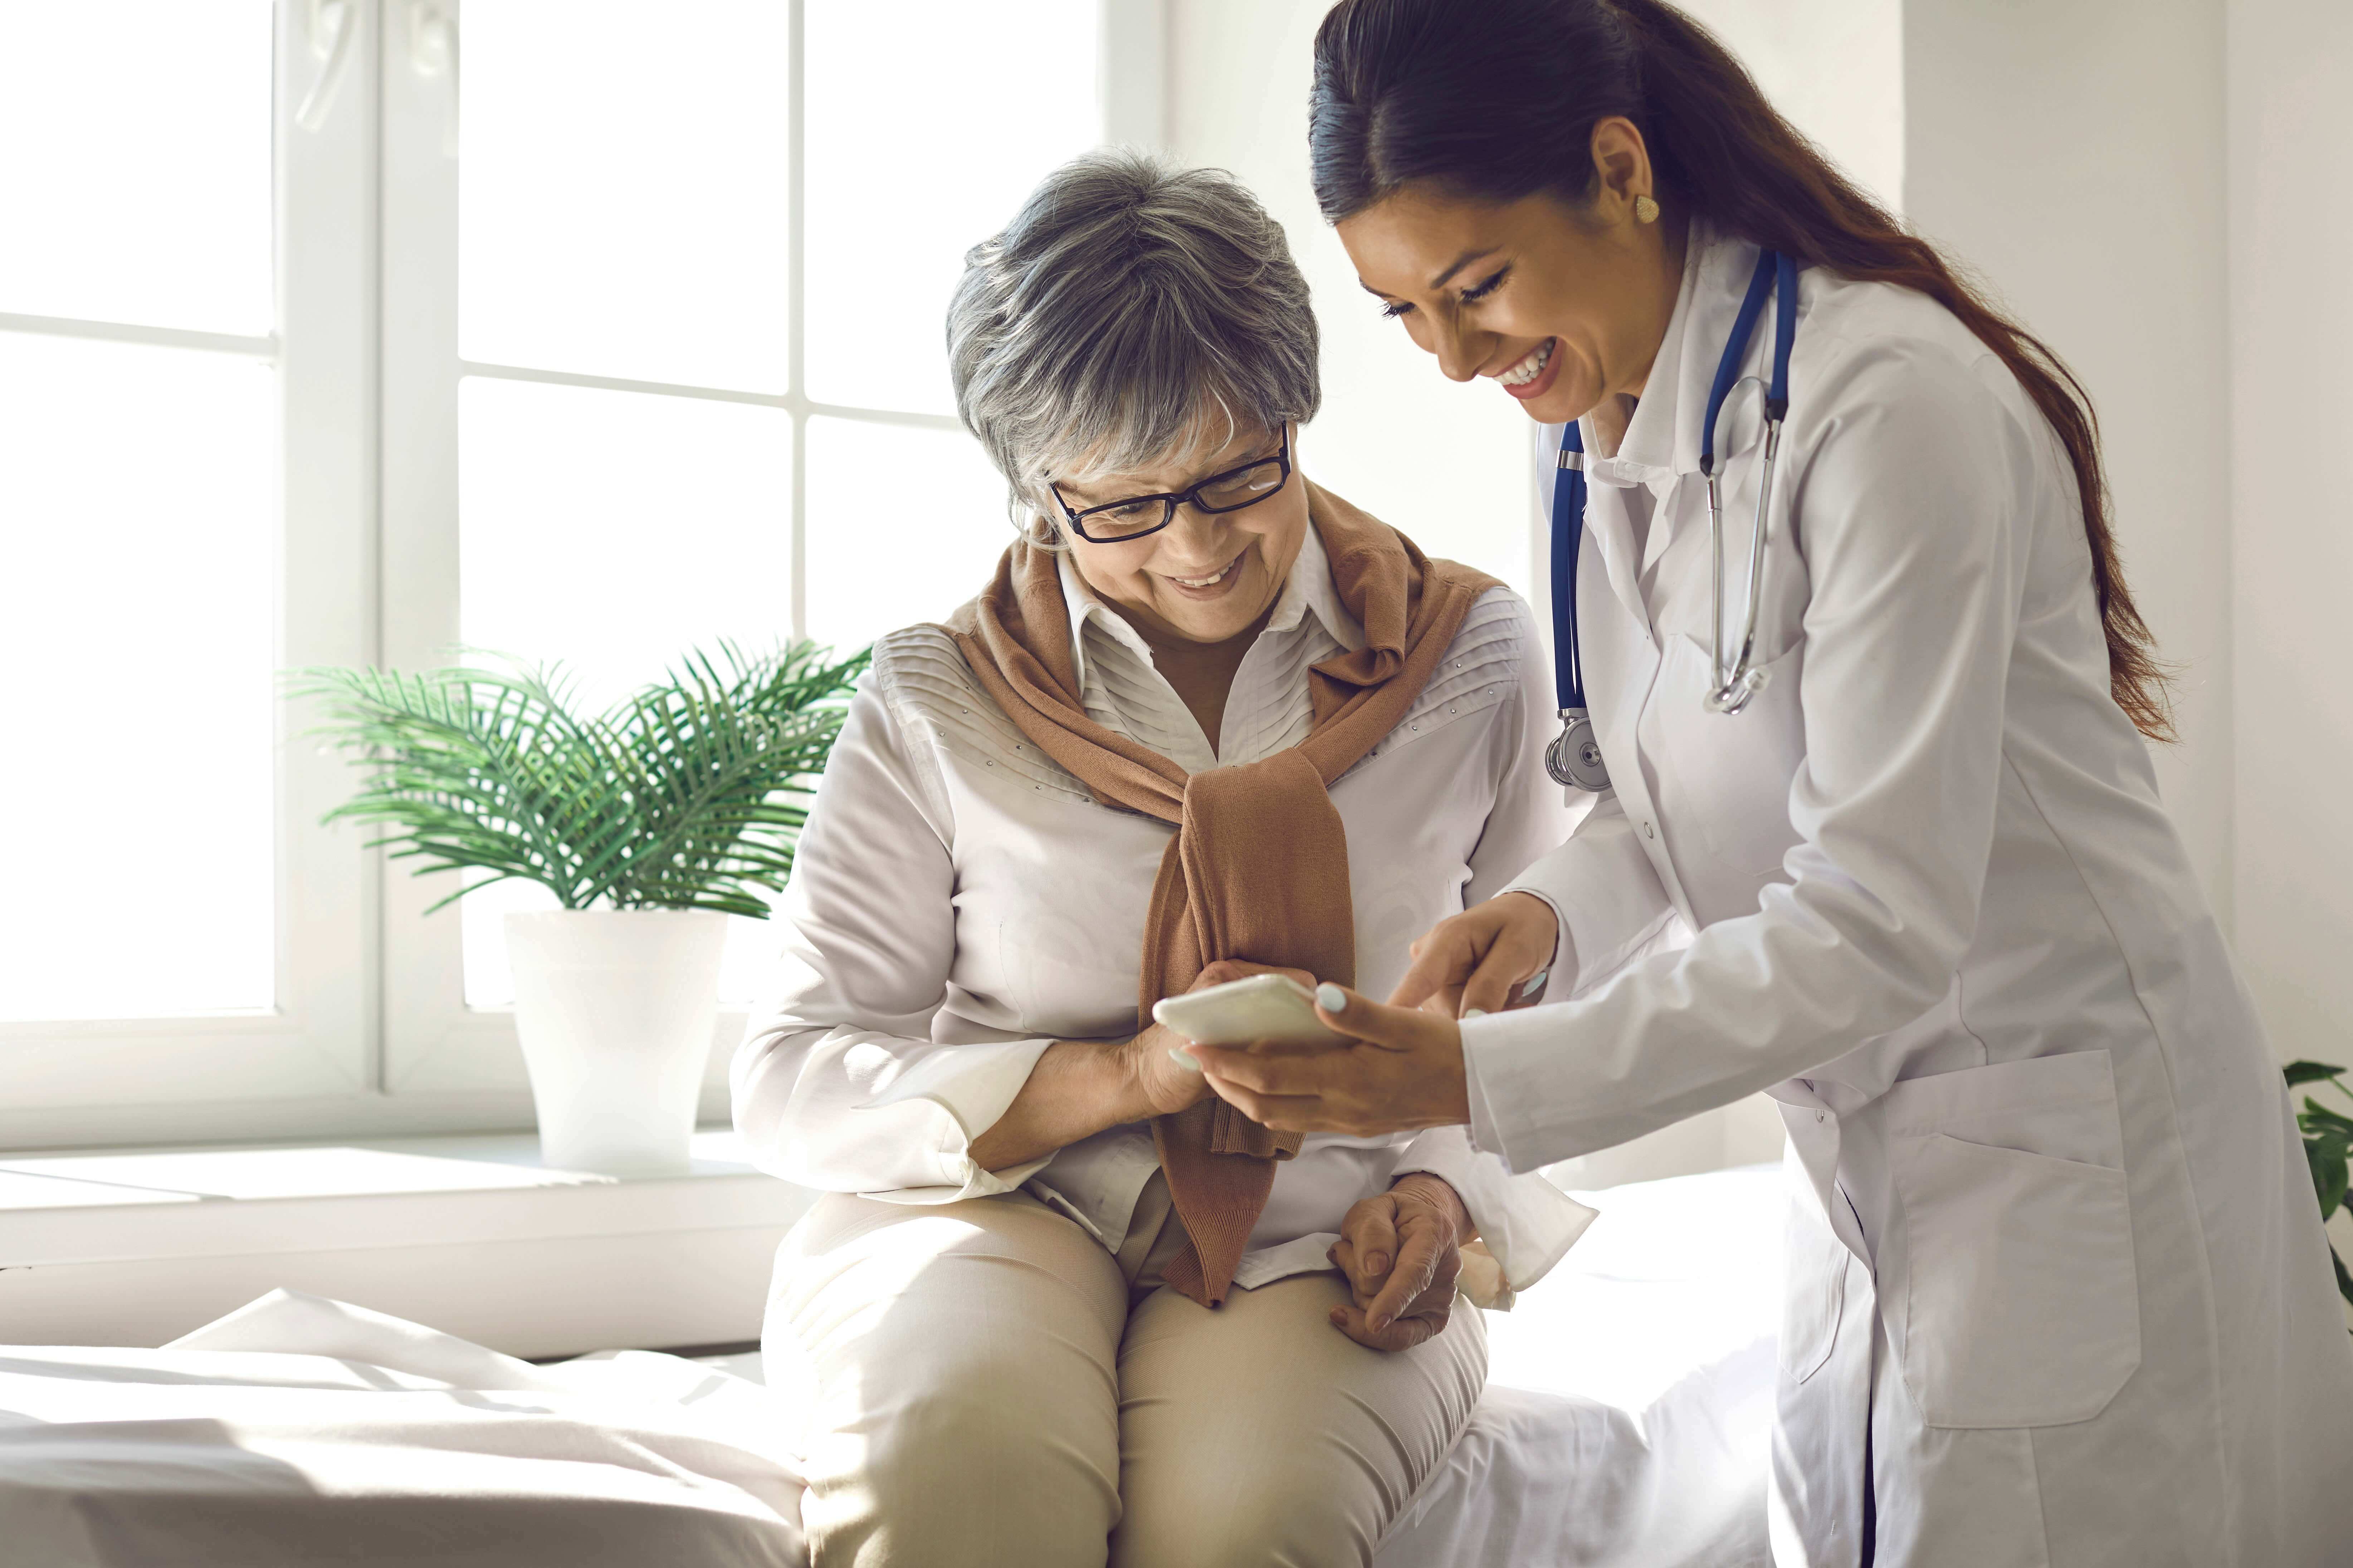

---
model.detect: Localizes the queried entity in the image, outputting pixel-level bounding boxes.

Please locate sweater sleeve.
[731,662,1057,1201]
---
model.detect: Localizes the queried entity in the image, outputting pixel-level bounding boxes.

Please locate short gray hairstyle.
[947,149,1321,542]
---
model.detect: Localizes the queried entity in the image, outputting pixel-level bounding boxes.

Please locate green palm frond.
[294,640,868,915]
[2286,1060,2353,1323]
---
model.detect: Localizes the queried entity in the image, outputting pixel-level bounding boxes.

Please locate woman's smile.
[1158,548,1251,599]
[1494,338,1562,400]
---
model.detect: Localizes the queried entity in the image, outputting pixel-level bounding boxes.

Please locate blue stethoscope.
[1546,248,1802,790]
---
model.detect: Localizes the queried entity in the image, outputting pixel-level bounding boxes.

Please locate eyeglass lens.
[1075,457,1287,540]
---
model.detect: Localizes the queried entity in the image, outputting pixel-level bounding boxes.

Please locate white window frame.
[0,2,378,1150]
[1,0,1164,1151]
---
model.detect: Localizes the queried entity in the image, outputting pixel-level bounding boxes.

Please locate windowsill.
[0,1128,814,1358]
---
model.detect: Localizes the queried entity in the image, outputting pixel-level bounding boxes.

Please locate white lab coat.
[1459,225,2353,1566]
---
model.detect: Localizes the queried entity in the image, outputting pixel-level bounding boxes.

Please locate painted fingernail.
[1461,1007,1489,1020]
[1167,1047,1202,1072]
[1317,983,1348,1011]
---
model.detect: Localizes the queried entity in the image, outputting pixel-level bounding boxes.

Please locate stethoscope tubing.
[1547,247,1799,787]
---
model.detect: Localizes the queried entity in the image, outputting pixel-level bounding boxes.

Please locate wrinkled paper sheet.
[0,1166,1780,1568]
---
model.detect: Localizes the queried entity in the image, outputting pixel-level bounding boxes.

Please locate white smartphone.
[1151,973,1345,1048]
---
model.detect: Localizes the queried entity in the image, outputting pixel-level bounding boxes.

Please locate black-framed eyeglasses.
[1049,426,1293,544]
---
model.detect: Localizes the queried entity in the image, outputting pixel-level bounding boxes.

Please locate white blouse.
[733,527,1594,1292]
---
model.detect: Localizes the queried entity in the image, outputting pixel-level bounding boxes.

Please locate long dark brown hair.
[1309,0,2172,739]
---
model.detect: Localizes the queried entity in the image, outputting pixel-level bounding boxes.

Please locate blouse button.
[1642,821,1656,839]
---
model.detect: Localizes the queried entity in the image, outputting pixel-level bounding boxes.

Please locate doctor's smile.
[1492,337,1560,397]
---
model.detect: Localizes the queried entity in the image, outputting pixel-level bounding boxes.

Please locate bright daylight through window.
[451,0,1100,1007]
[0,0,1114,1139]
[0,2,278,1022]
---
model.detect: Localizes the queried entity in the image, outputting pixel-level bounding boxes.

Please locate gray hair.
[947,148,1321,543]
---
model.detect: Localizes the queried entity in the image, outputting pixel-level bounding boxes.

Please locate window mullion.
[788,0,807,644]
[276,0,385,1098]
[377,0,508,1104]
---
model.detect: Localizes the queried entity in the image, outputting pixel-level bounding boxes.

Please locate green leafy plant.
[2286,1059,2353,1317]
[298,640,868,918]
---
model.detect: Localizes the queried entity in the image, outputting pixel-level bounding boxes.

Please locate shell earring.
[1633,194,1660,224]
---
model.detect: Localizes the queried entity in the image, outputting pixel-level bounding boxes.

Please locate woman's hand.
[1126,960,1320,1117]
[1192,983,1468,1136]
[1327,1173,1469,1351]
[1387,891,1559,1018]
[971,961,1317,1171]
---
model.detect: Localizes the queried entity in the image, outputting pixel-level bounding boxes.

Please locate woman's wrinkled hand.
[1127,960,1319,1118]
[1327,1173,1469,1351]
[1387,890,1559,1018]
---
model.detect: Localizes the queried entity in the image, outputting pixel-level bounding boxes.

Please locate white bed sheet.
[1374,1164,1781,1567]
[0,1166,1781,1567]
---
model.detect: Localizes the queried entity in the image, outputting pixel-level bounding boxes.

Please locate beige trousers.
[762,1182,1487,1568]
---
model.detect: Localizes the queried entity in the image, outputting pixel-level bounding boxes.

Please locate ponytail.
[1310,0,2172,740]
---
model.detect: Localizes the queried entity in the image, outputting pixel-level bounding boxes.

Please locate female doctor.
[1189,1,2353,1563]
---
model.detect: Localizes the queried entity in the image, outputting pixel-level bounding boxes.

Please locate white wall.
[1903,0,2236,919]
[2226,0,2353,1287]
[1678,0,1905,214]
[2228,0,2353,1068]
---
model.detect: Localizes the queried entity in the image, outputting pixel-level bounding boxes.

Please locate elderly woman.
[733,150,1590,1568]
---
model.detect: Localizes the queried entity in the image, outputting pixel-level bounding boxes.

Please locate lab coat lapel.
[1573,224,1754,620]
[1573,435,1650,628]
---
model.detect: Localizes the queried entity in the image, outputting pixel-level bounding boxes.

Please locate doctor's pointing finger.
[1191,983,1469,1136]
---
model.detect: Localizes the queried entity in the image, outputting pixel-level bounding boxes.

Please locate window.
[3,0,1159,1147]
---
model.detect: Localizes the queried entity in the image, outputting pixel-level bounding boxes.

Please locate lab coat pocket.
[1889,1083,2140,1428]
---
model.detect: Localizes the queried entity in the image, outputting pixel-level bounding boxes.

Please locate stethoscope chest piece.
[1546,708,1610,790]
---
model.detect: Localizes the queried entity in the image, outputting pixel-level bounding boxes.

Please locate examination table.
[0,1165,1780,1565]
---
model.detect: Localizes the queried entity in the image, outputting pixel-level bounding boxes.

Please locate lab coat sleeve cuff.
[1391,1124,1597,1297]
[1458,1008,1586,1175]
[1463,1037,1507,1158]
[854,1036,1058,1200]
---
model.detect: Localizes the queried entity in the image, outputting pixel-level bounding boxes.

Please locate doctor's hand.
[1132,960,1319,1117]
[1388,892,1559,1019]
[1326,1173,1468,1352]
[1192,984,1468,1137]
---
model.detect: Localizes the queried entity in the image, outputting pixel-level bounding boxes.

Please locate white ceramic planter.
[504,908,729,1177]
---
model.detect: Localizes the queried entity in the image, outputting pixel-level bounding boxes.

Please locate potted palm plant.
[2287,1059,2353,1323]
[302,641,866,1176]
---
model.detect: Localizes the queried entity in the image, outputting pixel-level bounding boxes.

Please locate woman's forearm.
[968,1038,1154,1172]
